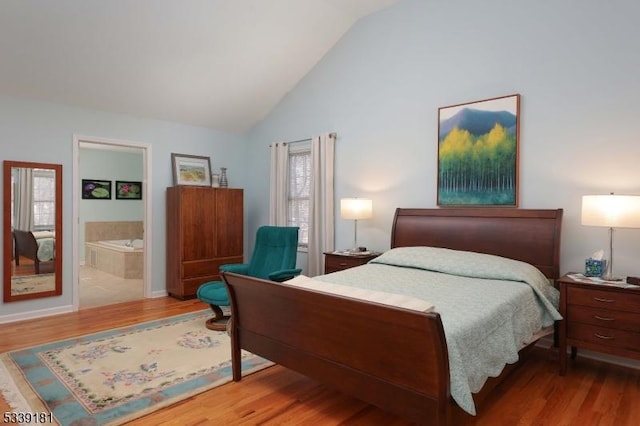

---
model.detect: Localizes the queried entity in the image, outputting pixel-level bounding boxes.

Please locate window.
[288,145,311,247]
[32,169,55,230]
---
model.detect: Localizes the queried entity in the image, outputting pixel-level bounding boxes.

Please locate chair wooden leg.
[205,304,228,331]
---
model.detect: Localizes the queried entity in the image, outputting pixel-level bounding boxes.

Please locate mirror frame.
[3,160,62,302]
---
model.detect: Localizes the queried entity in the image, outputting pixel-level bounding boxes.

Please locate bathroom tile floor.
[79,265,144,309]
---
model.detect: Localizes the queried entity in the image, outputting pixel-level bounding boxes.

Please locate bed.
[13,229,55,274]
[221,207,563,425]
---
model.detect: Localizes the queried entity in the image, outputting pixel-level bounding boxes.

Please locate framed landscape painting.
[171,153,212,186]
[437,94,520,206]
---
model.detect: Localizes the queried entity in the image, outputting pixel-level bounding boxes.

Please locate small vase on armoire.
[219,167,228,188]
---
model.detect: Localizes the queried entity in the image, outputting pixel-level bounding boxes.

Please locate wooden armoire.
[166,186,243,299]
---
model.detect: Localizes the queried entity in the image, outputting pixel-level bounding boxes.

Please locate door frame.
[72,135,153,310]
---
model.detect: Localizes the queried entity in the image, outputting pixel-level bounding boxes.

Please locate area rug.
[0,310,272,425]
[10,273,56,296]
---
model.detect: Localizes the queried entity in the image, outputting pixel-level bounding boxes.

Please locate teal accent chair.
[197,226,301,330]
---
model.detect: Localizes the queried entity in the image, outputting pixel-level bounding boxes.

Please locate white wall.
[246,0,640,277]
[0,95,247,320]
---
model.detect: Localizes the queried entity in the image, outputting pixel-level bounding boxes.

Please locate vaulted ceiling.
[0,0,400,133]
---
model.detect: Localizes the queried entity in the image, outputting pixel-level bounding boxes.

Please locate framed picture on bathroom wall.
[115,180,142,200]
[171,153,212,186]
[81,179,112,200]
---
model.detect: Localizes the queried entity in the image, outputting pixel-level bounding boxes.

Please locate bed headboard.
[391,208,563,279]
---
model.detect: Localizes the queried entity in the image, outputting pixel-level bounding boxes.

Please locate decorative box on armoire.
[166,186,243,299]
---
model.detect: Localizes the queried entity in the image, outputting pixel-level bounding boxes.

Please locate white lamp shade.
[340,198,373,220]
[582,195,640,228]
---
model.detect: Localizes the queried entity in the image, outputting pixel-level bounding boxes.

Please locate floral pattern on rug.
[68,339,131,364]
[177,330,221,349]
[2,310,272,425]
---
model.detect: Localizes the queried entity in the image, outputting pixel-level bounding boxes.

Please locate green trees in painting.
[438,123,516,205]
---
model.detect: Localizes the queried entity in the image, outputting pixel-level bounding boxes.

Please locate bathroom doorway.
[72,136,152,310]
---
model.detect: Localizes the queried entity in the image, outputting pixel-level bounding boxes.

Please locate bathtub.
[85,239,143,279]
[99,239,144,250]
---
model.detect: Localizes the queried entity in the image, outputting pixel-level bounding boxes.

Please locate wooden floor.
[11,256,39,276]
[2,297,640,425]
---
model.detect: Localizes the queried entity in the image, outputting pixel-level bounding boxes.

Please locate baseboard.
[150,290,168,298]
[566,346,640,370]
[0,304,74,324]
[535,334,640,370]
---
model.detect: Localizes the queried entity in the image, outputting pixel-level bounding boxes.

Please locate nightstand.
[323,251,381,274]
[558,274,640,375]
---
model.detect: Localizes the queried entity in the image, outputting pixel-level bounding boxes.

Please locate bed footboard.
[222,272,452,426]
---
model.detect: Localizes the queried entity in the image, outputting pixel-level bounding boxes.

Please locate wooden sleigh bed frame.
[13,229,55,274]
[222,208,563,425]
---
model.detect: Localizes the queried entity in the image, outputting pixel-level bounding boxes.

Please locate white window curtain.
[307,133,335,276]
[269,142,289,226]
[269,133,335,276]
[13,168,34,231]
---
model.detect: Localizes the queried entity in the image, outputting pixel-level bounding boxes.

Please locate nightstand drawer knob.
[594,333,615,340]
[593,297,615,303]
[594,315,615,321]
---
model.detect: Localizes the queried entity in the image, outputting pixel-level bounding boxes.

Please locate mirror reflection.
[3,160,62,302]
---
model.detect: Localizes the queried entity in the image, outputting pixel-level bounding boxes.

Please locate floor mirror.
[3,160,62,302]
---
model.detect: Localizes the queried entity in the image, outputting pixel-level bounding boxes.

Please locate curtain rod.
[285,137,312,145]
[269,132,336,147]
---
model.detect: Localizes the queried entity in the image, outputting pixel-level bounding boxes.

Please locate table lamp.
[581,194,640,280]
[340,198,372,253]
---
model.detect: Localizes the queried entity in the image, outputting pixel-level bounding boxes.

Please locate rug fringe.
[1,353,60,425]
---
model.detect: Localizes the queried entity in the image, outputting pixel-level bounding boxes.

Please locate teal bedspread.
[33,231,55,262]
[314,246,561,415]
[36,237,54,262]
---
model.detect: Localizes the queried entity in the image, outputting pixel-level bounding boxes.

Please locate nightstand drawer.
[567,286,640,313]
[567,305,640,332]
[567,322,640,353]
[325,255,369,271]
[323,252,380,274]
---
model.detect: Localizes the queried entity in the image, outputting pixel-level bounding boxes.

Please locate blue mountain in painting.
[439,108,516,140]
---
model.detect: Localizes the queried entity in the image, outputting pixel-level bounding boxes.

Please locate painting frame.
[115,180,143,200]
[437,94,520,207]
[171,153,212,187]
[81,179,112,200]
